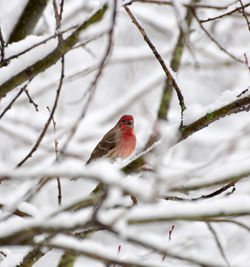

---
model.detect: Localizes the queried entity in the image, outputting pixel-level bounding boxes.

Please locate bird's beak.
[126,120,134,127]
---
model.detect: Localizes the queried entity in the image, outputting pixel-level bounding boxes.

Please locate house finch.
[86,114,136,164]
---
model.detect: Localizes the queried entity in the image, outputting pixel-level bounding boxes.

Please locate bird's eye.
[122,120,126,123]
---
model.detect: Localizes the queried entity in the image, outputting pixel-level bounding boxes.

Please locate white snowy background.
[0,0,250,266]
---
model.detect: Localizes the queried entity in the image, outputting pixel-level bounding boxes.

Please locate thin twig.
[0,26,77,67]
[46,241,219,267]
[60,0,117,157]
[200,2,250,23]
[165,181,236,201]
[207,223,230,267]
[16,57,65,167]
[124,0,232,10]
[128,211,250,226]
[72,31,107,50]
[124,5,186,124]
[53,0,64,45]
[0,79,33,119]
[56,177,62,206]
[0,27,5,62]
[192,8,244,64]
[52,0,61,28]
[47,106,62,206]
[238,0,250,31]
[59,0,64,20]
[24,88,39,111]
[52,0,65,207]
[244,53,250,71]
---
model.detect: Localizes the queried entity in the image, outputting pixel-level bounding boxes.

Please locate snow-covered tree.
[0,0,249,266]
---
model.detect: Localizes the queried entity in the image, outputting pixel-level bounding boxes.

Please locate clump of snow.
[0,35,57,86]
[183,87,250,125]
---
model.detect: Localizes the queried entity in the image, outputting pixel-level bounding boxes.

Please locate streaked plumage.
[86,115,136,164]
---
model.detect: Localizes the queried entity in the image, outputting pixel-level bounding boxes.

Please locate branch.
[0,79,32,119]
[164,181,236,201]
[57,253,77,267]
[124,5,186,116]
[207,223,230,267]
[238,0,250,31]
[180,94,250,140]
[46,242,218,267]
[199,2,250,23]
[128,211,250,225]
[0,27,6,63]
[8,0,49,43]
[122,1,197,173]
[17,57,64,167]
[169,170,250,192]
[16,247,44,267]
[158,0,198,120]
[125,1,232,10]
[24,88,39,111]
[0,26,77,68]
[60,1,116,156]
[123,93,250,173]
[192,8,244,64]
[0,4,108,98]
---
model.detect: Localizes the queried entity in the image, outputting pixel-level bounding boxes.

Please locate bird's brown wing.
[86,128,118,164]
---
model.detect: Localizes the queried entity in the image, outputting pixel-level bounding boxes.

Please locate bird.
[86,114,136,164]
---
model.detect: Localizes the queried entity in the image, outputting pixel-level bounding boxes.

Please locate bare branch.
[0,81,32,119]
[124,5,186,123]
[244,53,250,71]
[169,171,249,192]
[17,57,65,167]
[191,8,244,64]
[60,0,117,157]
[24,88,39,111]
[207,223,230,267]
[0,4,108,98]
[180,94,250,140]
[8,0,49,43]
[164,181,236,201]
[0,28,6,63]
[125,0,234,11]
[128,211,250,225]
[199,2,250,23]
[0,26,77,68]
[238,0,250,31]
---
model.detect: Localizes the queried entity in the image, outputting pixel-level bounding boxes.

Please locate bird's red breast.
[86,114,136,164]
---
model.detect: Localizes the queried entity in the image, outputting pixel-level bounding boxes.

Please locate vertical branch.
[52,0,65,207]
[59,0,65,21]
[52,0,64,44]
[238,0,250,31]
[16,56,65,167]
[57,253,77,267]
[244,53,250,72]
[0,28,6,63]
[207,223,230,267]
[158,0,199,120]
[124,6,186,125]
[60,0,117,157]
[47,106,62,206]
[8,0,49,43]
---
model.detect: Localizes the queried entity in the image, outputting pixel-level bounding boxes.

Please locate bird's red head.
[117,114,134,131]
